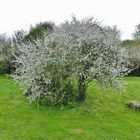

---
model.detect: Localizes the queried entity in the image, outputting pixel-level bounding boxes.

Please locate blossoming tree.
[12,17,130,106]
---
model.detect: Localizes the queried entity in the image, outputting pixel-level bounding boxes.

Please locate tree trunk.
[77,74,86,102]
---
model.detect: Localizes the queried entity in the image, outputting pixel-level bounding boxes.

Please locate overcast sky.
[0,0,140,40]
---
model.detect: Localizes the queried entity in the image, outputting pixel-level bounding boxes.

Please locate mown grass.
[0,76,140,140]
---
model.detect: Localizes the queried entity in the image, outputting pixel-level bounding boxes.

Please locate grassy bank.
[0,76,140,139]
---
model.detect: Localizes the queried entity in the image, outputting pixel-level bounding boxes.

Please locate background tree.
[24,22,54,44]
[12,22,54,46]
[12,29,27,46]
[133,24,140,40]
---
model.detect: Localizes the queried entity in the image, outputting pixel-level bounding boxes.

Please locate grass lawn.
[0,76,140,140]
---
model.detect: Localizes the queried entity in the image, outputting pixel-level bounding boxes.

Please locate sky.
[0,0,140,40]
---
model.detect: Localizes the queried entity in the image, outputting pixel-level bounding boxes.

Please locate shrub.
[127,45,140,76]
[12,17,130,106]
[0,34,13,75]
[122,39,140,76]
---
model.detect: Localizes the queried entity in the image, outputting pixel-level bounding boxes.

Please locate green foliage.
[39,78,79,106]
[121,39,140,76]
[121,39,140,47]
[0,61,6,74]
[0,34,13,75]
[24,22,54,43]
[12,22,54,46]
[0,60,11,74]
[1,76,140,139]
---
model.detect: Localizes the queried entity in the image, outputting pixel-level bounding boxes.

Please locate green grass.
[0,76,140,140]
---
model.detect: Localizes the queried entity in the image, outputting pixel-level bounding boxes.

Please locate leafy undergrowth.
[0,76,140,140]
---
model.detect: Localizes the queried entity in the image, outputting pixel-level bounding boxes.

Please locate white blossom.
[12,17,131,105]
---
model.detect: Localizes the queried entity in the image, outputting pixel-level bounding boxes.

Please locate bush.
[0,34,13,75]
[122,39,140,76]
[12,17,130,106]
[128,45,140,76]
